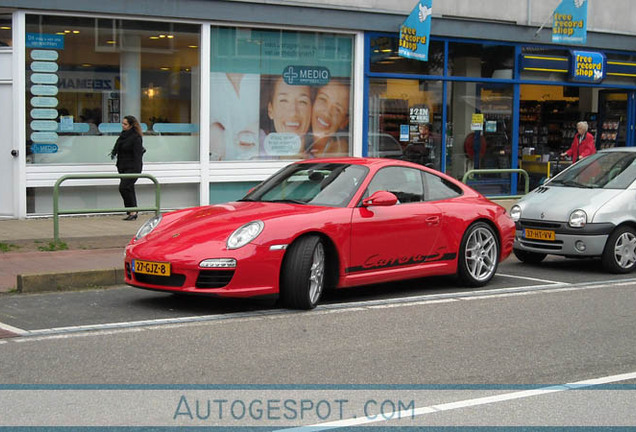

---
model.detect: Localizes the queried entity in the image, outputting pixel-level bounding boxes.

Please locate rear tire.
[458,222,499,287]
[602,226,636,273]
[281,236,326,309]
[513,249,547,264]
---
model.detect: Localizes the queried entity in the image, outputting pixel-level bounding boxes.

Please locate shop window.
[369,36,444,76]
[446,82,514,194]
[210,27,354,161]
[0,15,10,47]
[448,42,514,79]
[367,78,443,171]
[25,15,200,164]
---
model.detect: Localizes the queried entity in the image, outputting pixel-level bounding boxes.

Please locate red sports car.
[125,158,515,309]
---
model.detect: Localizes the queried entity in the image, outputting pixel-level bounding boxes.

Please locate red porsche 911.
[125,158,515,309]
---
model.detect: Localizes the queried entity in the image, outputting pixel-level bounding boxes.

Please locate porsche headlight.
[135,214,162,240]
[509,205,522,222]
[227,220,264,250]
[568,209,587,228]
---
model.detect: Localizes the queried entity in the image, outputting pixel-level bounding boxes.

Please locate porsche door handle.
[425,216,440,226]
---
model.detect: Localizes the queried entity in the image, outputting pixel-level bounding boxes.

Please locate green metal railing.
[462,168,529,200]
[53,173,161,242]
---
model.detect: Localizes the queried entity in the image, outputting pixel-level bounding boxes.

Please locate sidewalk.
[0,214,147,294]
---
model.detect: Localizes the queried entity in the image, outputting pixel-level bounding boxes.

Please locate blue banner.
[398,0,432,62]
[552,0,587,44]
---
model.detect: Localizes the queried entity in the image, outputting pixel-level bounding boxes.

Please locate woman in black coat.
[110,115,144,220]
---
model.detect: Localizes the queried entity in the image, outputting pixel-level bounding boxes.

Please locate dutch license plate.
[524,228,555,241]
[133,259,171,276]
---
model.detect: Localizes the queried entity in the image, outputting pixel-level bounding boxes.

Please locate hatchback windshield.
[242,163,369,207]
[548,151,636,189]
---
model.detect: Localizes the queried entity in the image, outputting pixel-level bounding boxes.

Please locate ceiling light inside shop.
[188,45,198,48]
[0,26,10,30]
[106,40,116,44]
[167,35,174,39]
[72,30,80,34]
[149,36,159,40]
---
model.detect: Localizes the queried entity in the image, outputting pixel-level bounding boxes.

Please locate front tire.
[458,222,499,287]
[281,236,326,309]
[602,226,636,273]
[513,249,547,264]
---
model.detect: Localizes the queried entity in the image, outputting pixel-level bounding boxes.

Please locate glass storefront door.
[446,82,513,192]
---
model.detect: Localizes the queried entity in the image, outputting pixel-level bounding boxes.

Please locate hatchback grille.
[518,219,562,229]
[517,238,564,251]
[134,273,186,287]
[196,270,235,289]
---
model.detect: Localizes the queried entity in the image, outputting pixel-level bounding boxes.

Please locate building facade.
[1,0,635,218]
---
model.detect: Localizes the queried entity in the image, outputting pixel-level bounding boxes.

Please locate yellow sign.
[471,113,484,124]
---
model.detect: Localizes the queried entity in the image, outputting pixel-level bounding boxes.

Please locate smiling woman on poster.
[306,78,350,158]
[259,75,312,158]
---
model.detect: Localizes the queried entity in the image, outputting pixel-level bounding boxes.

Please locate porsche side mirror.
[362,190,398,207]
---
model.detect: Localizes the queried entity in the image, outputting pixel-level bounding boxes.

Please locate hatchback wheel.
[281,236,326,309]
[602,226,636,273]
[458,222,499,287]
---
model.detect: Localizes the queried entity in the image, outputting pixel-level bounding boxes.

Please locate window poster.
[210,27,354,161]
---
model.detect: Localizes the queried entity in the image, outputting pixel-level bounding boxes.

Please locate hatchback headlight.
[227,220,264,250]
[568,209,587,228]
[509,205,521,222]
[135,214,162,240]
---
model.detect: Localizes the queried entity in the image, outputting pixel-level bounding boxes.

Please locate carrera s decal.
[346,252,457,274]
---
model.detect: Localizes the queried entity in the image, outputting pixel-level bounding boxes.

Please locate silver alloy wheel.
[464,226,498,281]
[613,231,636,269]
[308,242,325,304]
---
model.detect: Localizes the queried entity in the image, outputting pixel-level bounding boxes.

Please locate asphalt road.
[1,256,636,428]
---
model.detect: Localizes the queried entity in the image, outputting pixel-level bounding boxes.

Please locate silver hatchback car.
[510,148,636,273]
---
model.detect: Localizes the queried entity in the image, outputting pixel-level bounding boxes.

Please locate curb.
[17,269,125,293]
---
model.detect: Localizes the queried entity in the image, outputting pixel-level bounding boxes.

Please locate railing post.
[52,173,161,241]
[461,168,530,199]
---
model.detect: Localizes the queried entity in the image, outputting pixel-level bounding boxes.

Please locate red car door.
[347,166,446,285]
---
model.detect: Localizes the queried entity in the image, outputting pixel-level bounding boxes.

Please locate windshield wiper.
[561,180,595,188]
[270,199,307,205]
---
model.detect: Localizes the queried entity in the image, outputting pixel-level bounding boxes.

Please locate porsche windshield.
[242,163,369,207]
[548,151,636,190]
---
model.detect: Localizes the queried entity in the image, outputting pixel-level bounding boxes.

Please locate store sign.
[551,0,587,45]
[570,50,605,83]
[26,33,65,50]
[282,66,330,86]
[471,113,484,131]
[30,143,59,154]
[398,0,432,62]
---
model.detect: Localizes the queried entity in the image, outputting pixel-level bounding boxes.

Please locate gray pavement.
[0,214,147,293]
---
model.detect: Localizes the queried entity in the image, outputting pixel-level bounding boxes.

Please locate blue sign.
[552,0,587,45]
[26,33,65,50]
[282,66,330,86]
[30,144,59,154]
[398,0,432,62]
[570,50,605,83]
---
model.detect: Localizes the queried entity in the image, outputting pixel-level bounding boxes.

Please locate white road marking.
[2,278,633,343]
[277,371,636,431]
[0,321,27,335]
[497,272,564,284]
